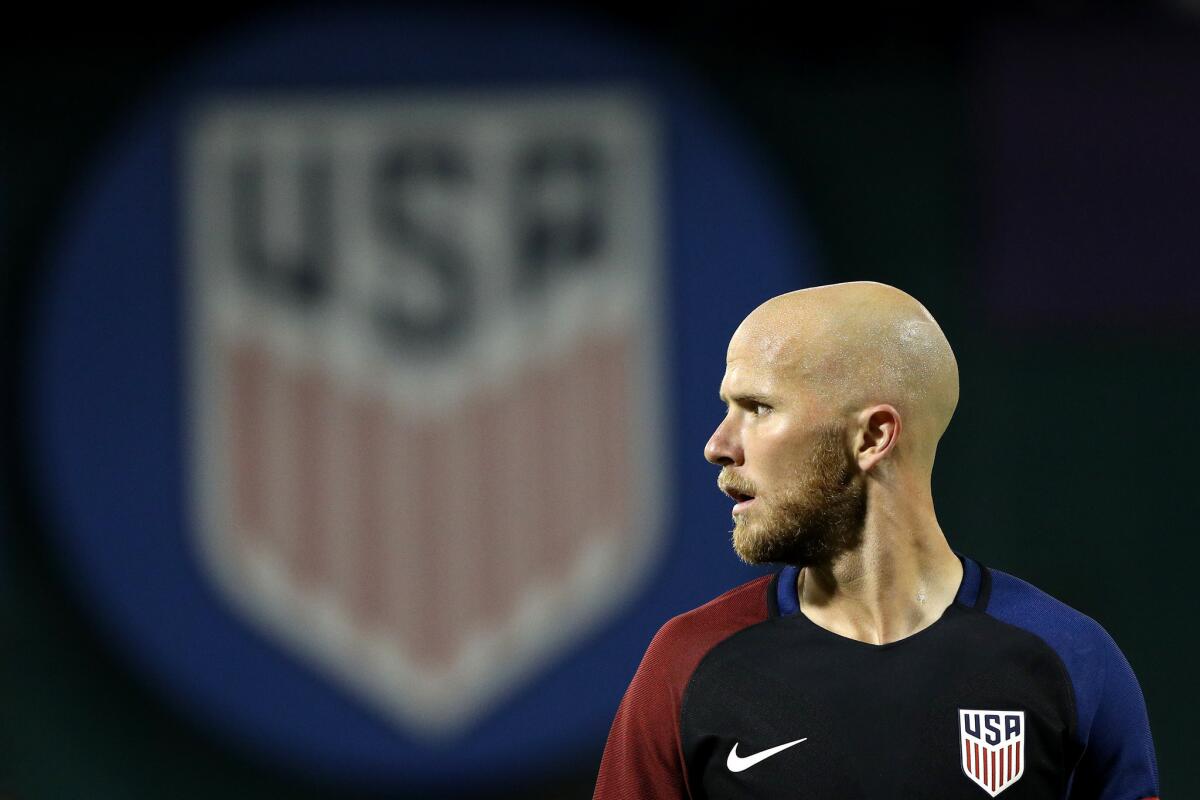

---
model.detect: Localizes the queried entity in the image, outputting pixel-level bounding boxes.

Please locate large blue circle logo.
[28,10,818,789]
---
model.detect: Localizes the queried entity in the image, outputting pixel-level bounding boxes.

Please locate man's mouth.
[720,482,758,513]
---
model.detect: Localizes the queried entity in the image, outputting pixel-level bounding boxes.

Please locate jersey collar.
[770,552,992,618]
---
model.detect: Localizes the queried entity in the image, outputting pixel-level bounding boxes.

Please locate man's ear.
[855,405,901,472]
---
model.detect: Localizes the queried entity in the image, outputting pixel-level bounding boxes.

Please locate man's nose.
[705,420,743,466]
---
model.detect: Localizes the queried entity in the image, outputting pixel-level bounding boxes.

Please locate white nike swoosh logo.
[726,738,808,772]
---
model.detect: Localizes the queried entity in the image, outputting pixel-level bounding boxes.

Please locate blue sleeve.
[1064,629,1160,800]
[986,570,1160,800]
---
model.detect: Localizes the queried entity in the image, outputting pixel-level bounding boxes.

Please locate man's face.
[704,334,867,566]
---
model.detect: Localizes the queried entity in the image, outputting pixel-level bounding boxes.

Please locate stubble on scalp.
[730,423,867,567]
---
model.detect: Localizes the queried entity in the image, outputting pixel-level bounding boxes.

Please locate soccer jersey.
[594,556,1159,799]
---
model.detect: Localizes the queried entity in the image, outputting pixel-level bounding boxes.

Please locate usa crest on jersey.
[959,709,1025,796]
[185,93,665,735]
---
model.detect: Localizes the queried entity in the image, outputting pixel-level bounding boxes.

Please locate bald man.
[593,283,1159,799]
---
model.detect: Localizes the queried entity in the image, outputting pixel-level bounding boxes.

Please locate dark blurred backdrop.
[2,3,1195,798]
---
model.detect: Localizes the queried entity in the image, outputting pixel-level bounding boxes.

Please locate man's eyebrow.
[719,391,772,406]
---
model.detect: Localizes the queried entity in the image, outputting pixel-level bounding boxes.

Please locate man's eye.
[754,403,772,416]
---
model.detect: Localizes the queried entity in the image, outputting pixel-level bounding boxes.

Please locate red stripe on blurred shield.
[479,375,524,635]
[290,366,334,588]
[228,341,269,542]
[348,394,389,628]
[533,351,572,579]
[597,334,630,549]
[384,404,423,657]
[416,414,456,666]
[461,386,514,636]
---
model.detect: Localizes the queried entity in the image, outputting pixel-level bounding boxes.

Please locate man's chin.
[731,523,777,565]
[731,521,848,568]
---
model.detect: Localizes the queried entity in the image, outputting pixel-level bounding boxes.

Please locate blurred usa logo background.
[185,93,666,734]
[9,7,808,795]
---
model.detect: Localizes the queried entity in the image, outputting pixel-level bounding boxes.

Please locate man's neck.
[796,506,963,646]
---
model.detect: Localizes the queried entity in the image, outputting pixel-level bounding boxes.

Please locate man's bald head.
[730,281,959,470]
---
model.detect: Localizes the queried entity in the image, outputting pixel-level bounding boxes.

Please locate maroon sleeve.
[593,576,772,800]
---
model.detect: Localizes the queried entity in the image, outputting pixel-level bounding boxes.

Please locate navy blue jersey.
[594,556,1159,799]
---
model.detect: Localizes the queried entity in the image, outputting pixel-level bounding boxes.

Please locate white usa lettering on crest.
[185,93,666,736]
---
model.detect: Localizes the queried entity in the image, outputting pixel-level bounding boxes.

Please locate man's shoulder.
[660,572,774,640]
[637,573,774,686]
[981,563,1156,779]
[983,565,1111,649]
[982,564,1133,719]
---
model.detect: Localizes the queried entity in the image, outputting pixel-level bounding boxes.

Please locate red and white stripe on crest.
[963,738,1020,795]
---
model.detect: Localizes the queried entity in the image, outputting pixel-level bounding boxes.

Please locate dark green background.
[2,5,1193,798]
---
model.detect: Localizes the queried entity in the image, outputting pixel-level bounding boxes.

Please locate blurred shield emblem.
[185,93,665,735]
